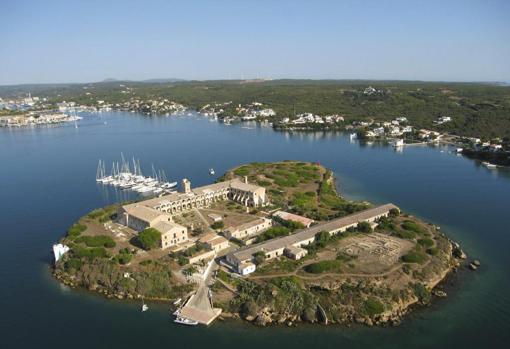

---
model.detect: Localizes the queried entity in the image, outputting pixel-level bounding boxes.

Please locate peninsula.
[53,161,465,326]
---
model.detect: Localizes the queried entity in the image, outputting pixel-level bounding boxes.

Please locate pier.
[176,259,222,325]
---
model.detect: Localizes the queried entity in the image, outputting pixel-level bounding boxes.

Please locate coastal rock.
[433,290,447,298]
[255,311,272,326]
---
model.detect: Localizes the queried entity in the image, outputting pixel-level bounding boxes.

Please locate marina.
[96,155,178,196]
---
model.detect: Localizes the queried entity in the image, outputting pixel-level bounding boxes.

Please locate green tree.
[211,221,224,230]
[357,221,373,233]
[315,231,330,247]
[137,228,161,250]
[389,208,400,217]
[240,300,258,319]
[253,251,266,265]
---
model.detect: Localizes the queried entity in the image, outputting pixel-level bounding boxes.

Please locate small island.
[53,161,464,326]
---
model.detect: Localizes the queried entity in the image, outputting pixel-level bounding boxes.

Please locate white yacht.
[174,316,198,326]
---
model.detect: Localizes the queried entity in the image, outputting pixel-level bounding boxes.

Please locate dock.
[176,259,222,325]
[178,284,222,325]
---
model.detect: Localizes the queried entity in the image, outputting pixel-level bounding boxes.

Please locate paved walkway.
[178,260,222,325]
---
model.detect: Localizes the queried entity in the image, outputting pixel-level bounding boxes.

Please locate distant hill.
[141,78,186,83]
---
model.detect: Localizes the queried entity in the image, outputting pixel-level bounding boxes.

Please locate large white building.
[118,204,188,249]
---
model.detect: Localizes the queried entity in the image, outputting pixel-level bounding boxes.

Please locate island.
[52,161,465,326]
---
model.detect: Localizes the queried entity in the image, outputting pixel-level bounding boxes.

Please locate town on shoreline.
[2,80,509,167]
[52,161,470,327]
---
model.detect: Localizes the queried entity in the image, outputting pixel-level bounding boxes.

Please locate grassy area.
[401,248,428,264]
[86,205,118,223]
[223,161,368,220]
[67,223,87,238]
[255,226,291,243]
[74,235,116,248]
[304,260,343,274]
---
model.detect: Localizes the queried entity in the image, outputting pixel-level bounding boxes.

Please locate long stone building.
[226,204,399,275]
[121,177,266,217]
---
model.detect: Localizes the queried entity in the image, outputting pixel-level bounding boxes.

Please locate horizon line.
[1,77,509,88]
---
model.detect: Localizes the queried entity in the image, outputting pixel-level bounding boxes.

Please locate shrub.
[315,231,330,248]
[177,256,189,266]
[401,250,427,264]
[411,283,431,303]
[357,221,373,233]
[211,221,224,230]
[389,208,400,217]
[418,238,434,248]
[253,251,266,265]
[137,228,161,250]
[302,306,317,322]
[182,265,198,276]
[257,180,271,187]
[401,220,425,235]
[279,219,305,231]
[362,297,384,316]
[395,230,416,239]
[87,209,105,219]
[240,300,258,318]
[115,252,133,265]
[234,166,250,176]
[67,223,87,237]
[65,258,83,271]
[255,226,290,242]
[426,247,439,256]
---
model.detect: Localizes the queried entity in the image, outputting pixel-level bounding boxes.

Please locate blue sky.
[0,0,509,85]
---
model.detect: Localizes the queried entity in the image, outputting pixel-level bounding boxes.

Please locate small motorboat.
[209,168,215,175]
[482,161,497,169]
[174,316,198,326]
[173,298,182,306]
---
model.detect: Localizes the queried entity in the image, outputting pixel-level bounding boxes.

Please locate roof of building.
[226,218,270,233]
[230,179,264,193]
[273,211,314,227]
[199,233,228,246]
[153,221,185,234]
[284,245,307,255]
[123,178,264,211]
[122,204,169,223]
[229,204,398,262]
[239,261,256,270]
[208,213,223,220]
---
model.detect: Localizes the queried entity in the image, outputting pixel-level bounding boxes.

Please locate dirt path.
[248,258,432,281]
[193,208,215,234]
